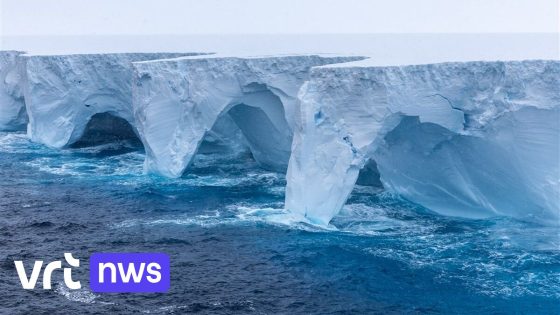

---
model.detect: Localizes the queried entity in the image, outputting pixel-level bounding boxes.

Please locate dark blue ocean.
[0,131,558,314]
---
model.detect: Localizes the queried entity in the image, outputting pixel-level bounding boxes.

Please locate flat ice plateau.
[0,34,558,225]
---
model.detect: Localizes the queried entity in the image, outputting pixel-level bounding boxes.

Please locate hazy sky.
[1,0,558,36]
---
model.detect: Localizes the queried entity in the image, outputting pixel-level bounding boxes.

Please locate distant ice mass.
[2,33,558,63]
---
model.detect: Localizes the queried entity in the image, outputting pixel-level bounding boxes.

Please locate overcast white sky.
[1,0,558,36]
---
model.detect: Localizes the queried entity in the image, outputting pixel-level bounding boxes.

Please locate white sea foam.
[55,283,109,305]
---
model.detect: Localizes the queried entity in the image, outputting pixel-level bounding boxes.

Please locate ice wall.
[22,52,205,148]
[286,60,560,225]
[0,51,26,131]
[14,49,558,225]
[132,55,365,178]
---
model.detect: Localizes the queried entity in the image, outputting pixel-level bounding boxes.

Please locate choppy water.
[0,131,558,314]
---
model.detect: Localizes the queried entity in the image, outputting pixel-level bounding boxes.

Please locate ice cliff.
[22,52,204,148]
[131,55,365,178]
[12,50,559,226]
[0,51,26,131]
[285,60,559,225]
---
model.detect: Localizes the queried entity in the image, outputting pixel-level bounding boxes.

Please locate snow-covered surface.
[285,60,560,225]
[22,52,205,148]
[132,54,365,177]
[0,51,26,131]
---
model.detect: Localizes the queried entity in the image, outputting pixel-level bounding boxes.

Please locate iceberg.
[15,49,558,225]
[285,60,560,225]
[22,52,205,148]
[0,51,26,131]
[132,55,365,178]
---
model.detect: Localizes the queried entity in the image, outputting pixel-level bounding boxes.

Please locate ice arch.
[132,55,365,177]
[225,84,293,171]
[286,60,560,225]
[22,52,203,148]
